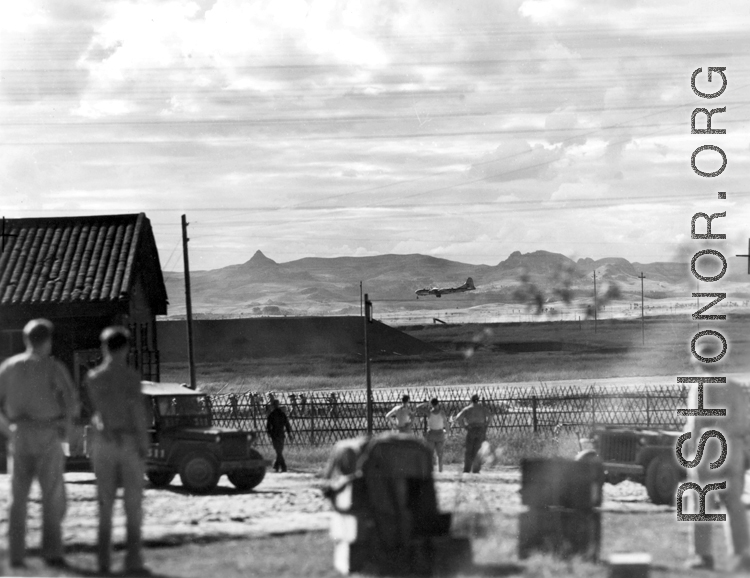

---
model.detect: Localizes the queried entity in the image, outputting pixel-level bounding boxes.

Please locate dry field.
[161,314,750,393]
[4,315,749,577]
[1,465,740,578]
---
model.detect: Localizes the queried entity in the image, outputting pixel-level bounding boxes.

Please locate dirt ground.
[1,464,739,577]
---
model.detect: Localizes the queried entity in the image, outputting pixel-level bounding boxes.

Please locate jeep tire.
[645,456,680,505]
[147,471,176,488]
[228,449,266,491]
[179,452,220,494]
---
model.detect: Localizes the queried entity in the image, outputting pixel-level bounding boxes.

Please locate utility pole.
[638,272,645,345]
[593,271,598,333]
[181,215,197,390]
[364,294,373,436]
[360,281,363,317]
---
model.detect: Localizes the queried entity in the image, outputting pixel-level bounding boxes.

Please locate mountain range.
[161,250,745,318]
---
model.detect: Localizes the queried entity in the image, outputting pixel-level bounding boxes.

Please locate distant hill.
[161,249,731,317]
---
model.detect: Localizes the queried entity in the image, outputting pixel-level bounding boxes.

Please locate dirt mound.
[157,317,439,362]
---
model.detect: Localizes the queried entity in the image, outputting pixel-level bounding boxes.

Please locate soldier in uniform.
[85,326,151,576]
[452,394,492,473]
[386,395,415,434]
[684,346,750,572]
[266,399,292,472]
[0,319,79,569]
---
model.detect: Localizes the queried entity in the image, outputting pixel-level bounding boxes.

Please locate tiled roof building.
[0,213,167,314]
[0,213,168,384]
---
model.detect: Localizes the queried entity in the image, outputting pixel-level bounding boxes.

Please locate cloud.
[468,139,563,184]
[4,0,750,271]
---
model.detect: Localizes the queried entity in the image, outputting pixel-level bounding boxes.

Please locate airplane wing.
[415,278,475,298]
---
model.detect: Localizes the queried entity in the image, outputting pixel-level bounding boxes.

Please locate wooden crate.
[521,457,604,510]
[333,534,472,576]
[518,506,601,562]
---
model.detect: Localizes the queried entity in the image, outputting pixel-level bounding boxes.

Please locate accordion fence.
[208,382,699,446]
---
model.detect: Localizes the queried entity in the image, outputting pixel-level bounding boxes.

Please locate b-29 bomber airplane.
[415,277,476,298]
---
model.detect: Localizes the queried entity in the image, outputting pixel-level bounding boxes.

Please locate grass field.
[42,508,703,578]
[161,314,750,394]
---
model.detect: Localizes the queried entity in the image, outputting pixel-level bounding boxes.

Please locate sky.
[2,0,750,272]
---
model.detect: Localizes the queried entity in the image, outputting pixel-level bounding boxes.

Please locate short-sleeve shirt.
[86,359,147,436]
[386,404,414,427]
[0,351,78,423]
[684,377,750,481]
[454,403,491,427]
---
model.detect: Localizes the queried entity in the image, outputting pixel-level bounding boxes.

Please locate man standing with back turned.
[683,345,750,572]
[86,326,151,576]
[453,394,492,474]
[0,319,79,569]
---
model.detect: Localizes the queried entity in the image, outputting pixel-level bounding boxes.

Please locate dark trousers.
[271,437,287,472]
[464,426,486,473]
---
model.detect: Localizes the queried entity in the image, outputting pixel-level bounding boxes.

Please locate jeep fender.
[168,442,221,468]
[636,446,681,472]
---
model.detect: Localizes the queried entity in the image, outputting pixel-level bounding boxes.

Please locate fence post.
[531,395,538,433]
[310,395,316,446]
[591,388,596,427]
[646,392,651,428]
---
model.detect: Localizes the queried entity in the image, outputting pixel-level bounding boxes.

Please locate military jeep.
[142,382,269,494]
[580,426,685,505]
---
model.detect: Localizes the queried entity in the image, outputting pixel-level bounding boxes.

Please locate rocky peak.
[245,250,277,268]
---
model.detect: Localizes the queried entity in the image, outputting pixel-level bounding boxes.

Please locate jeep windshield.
[154,395,212,428]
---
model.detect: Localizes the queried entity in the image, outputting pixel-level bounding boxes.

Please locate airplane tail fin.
[465,277,476,290]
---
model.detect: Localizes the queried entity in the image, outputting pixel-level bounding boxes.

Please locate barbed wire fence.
[208,383,697,447]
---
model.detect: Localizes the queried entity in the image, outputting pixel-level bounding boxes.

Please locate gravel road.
[0,465,675,565]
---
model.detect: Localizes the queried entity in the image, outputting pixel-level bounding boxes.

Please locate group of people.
[386,393,491,473]
[0,319,150,575]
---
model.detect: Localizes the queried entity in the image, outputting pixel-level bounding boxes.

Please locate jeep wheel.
[645,456,680,505]
[228,450,266,491]
[146,471,175,488]
[179,452,220,494]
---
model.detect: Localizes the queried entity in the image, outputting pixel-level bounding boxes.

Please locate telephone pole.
[593,271,598,333]
[638,272,645,345]
[181,215,197,390]
[364,294,373,436]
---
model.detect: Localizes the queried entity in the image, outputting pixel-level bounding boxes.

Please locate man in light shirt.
[86,326,151,576]
[683,346,750,572]
[417,398,447,472]
[386,395,415,433]
[453,394,492,473]
[0,319,79,569]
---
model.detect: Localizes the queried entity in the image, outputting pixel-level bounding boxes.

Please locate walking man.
[453,394,492,473]
[0,319,79,569]
[386,395,415,434]
[266,399,292,472]
[86,327,151,576]
[683,347,750,572]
